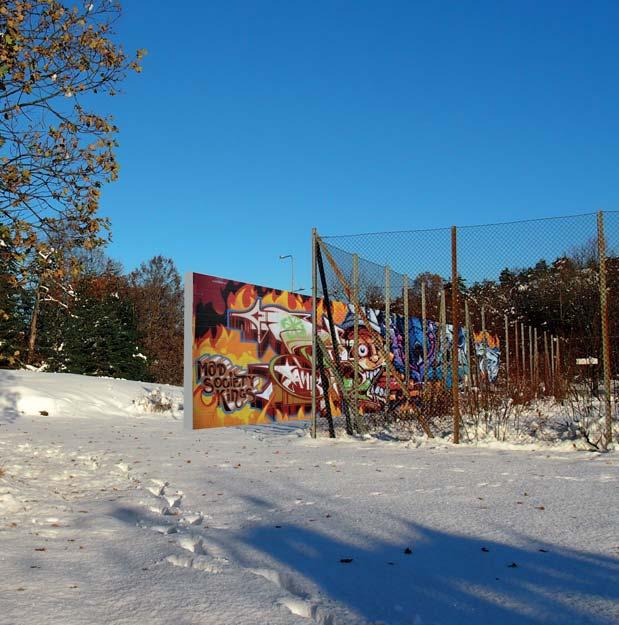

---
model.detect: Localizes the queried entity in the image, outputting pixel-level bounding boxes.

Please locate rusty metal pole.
[451,226,461,444]
[521,323,526,385]
[422,281,428,384]
[465,299,472,389]
[403,274,410,388]
[504,315,510,388]
[353,254,360,424]
[385,265,391,419]
[481,306,487,387]
[529,326,534,386]
[550,334,556,394]
[544,331,549,393]
[440,288,447,387]
[514,322,519,379]
[533,328,539,396]
[311,228,318,438]
[598,210,613,447]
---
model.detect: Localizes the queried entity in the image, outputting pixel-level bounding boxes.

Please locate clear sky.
[101,0,619,291]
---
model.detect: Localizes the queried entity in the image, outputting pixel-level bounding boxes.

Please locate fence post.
[311,228,318,438]
[451,226,461,444]
[465,299,472,389]
[556,337,562,399]
[514,322,519,379]
[353,254,360,424]
[529,326,534,386]
[481,306,487,386]
[403,274,410,388]
[440,288,447,387]
[422,281,428,384]
[550,334,555,393]
[521,323,526,384]
[385,265,391,419]
[533,328,539,397]
[504,315,510,387]
[544,331,549,393]
[598,210,613,447]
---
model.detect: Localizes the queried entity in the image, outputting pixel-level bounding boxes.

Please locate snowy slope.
[0,370,618,625]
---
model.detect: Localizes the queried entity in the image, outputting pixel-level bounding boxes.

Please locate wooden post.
[556,337,562,398]
[533,328,539,397]
[403,274,410,388]
[311,229,318,438]
[451,225,460,444]
[481,306,487,386]
[598,210,613,447]
[385,265,391,417]
[543,331,549,392]
[551,334,556,392]
[514,322,519,379]
[440,287,447,386]
[504,315,510,387]
[529,326,534,386]
[422,281,428,384]
[465,299,472,389]
[521,323,526,384]
[353,254,360,422]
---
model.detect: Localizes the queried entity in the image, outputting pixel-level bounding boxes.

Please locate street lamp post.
[279,254,294,293]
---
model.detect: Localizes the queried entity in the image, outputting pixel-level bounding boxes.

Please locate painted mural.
[187,273,500,429]
[188,273,347,429]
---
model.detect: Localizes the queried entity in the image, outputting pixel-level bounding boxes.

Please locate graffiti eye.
[358,344,369,358]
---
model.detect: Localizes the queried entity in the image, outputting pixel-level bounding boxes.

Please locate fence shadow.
[0,372,21,423]
[211,516,619,625]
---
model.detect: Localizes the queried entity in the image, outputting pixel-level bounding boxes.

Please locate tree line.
[0,238,183,385]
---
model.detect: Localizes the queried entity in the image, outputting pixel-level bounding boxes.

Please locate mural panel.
[184,273,500,429]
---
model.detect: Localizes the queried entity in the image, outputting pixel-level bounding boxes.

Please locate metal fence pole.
[521,323,526,384]
[550,334,556,393]
[451,226,461,444]
[403,274,410,388]
[481,306,487,387]
[422,281,428,384]
[311,228,318,438]
[465,299,472,389]
[353,254,360,424]
[544,331,549,393]
[504,315,510,387]
[385,265,391,419]
[556,337,562,398]
[514,321,519,379]
[440,288,447,387]
[529,326,533,386]
[533,328,539,396]
[598,210,613,447]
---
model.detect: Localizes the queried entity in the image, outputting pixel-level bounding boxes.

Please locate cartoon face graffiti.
[355,328,385,372]
[341,325,388,411]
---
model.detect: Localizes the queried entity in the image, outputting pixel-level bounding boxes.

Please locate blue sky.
[101,1,619,290]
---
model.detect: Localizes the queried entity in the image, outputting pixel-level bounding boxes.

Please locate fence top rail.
[320,209,615,240]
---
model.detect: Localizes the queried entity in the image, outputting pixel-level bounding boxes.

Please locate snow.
[0,370,618,625]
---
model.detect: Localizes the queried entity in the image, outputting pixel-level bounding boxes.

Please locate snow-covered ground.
[0,370,618,625]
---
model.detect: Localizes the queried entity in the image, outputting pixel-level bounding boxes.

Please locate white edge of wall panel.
[183,272,194,430]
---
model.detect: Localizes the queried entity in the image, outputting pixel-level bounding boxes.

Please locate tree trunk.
[27,283,41,365]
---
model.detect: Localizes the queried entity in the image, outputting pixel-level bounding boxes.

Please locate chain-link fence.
[311,211,619,449]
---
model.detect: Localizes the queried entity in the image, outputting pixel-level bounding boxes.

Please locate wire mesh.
[313,211,619,447]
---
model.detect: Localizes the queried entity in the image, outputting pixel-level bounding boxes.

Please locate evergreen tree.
[0,227,27,366]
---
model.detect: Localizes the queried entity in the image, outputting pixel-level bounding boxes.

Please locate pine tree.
[0,227,27,367]
[39,255,150,381]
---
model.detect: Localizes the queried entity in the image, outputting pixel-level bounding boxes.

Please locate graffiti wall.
[184,273,348,429]
[184,273,500,429]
